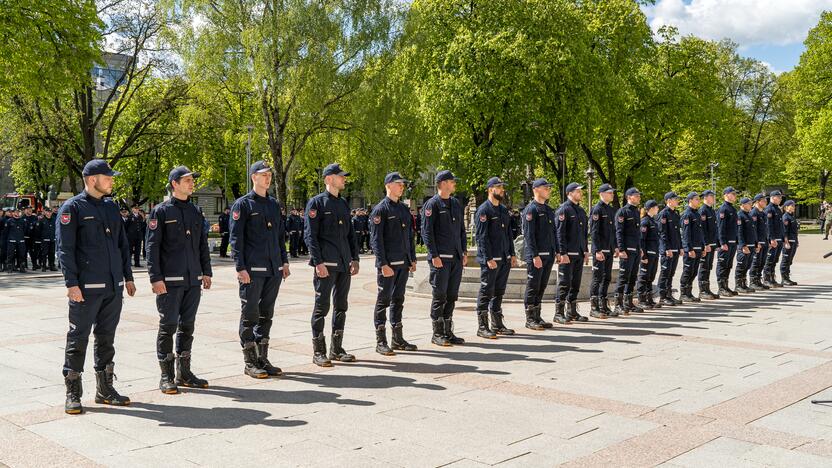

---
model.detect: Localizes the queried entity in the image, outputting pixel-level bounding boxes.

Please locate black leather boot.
[490,311,515,335]
[648,292,660,308]
[94,363,130,406]
[735,278,751,294]
[257,340,283,376]
[590,296,608,319]
[312,335,332,367]
[64,371,83,415]
[553,302,569,324]
[699,283,718,300]
[534,305,552,328]
[431,319,451,346]
[329,330,356,362]
[717,280,732,298]
[638,293,653,310]
[782,274,797,286]
[627,294,645,312]
[476,311,497,339]
[375,325,395,356]
[525,306,544,330]
[176,351,210,387]
[660,293,675,307]
[611,295,625,317]
[391,323,417,351]
[445,318,465,344]
[159,353,179,394]
[243,342,268,378]
[567,302,588,322]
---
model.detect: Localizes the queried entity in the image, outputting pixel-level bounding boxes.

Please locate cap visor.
[109,170,122,176]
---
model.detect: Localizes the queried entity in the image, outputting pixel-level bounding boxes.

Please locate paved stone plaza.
[1,236,832,467]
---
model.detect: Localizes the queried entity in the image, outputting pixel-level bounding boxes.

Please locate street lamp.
[245,125,253,193]
[585,167,596,209]
[709,162,719,194]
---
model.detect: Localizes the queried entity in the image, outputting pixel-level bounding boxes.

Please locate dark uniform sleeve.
[658,210,669,250]
[369,204,387,266]
[458,200,467,253]
[146,206,165,283]
[422,201,438,258]
[277,201,289,265]
[639,217,648,252]
[614,208,625,251]
[117,207,134,283]
[56,202,79,288]
[230,199,248,272]
[304,198,323,266]
[523,207,537,256]
[198,207,213,276]
[408,210,416,263]
[347,202,359,262]
[474,205,492,260]
[681,212,691,251]
[555,207,567,255]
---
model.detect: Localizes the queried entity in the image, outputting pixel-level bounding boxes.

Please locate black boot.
[158,354,179,394]
[553,302,569,324]
[491,311,514,335]
[534,305,552,328]
[660,293,675,307]
[627,294,646,311]
[257,340,283,376]
[445,318,465,344]
[64,371,83,415]
[782,274,797,286]
[680,286,696,303]
[648,292,660,308]
[638,293,651,310]
[725,280,738,296]
[525,306,544,331]
[590,296,608,319]
[391,323,417,351]
[717,280,732,297]
[94,364,130,406]
[745,279,757,292]
[431,319,451,346]
[329,330,356,362]
[243,342,268,378]
[375,325,395,356]
[735,279,751,294]
[567,302,588,322]
[312,335,332,367]
[476,311,497,339]
[699,283,718,300]
[176,351,210,387]
[611,295,625,317]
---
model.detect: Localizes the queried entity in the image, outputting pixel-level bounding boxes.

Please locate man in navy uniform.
[369,172,418,356]
[23,204,38,269]
[218,206,230,258]
[750,194,769,290]
[658,192,682,306]
[763,190,785,287]
[637,200,661,308]
[287,208,303,258]
[57,159,136,414]
[716,187,739,297]
[422,170,468,346]
[698,190,719,300]
[680,192,704,302]
[473,177,517,339]
[521,178,556,330]
[231,161,291,378]
[589,184,616,319]
[305,163,359,366]
[4,209,27,272]
[554,182,589,324]
[146,166,214,393]
[735,197,757,293]
[780,200,799,286]
[614,187,643,315]
[39,207,58,271]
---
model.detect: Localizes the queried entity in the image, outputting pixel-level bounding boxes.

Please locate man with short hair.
[554,182,589,324]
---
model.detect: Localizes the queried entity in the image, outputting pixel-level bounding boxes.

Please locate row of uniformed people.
[1,205,58,273]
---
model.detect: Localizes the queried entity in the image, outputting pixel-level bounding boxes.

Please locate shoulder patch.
[148,219,158,230]
[479,214,487,223]
[232,210,240,221]
[719,212,724,219]
[373,215,381,224]
[526,212,533,221]
[767,213,772,218]
[60,213,71,225]
[661,217,666,224]
[592,214,599,221]
[701,214,706,221]
[641,226,647,232]
[558,213,565,221]
[424,208,432,217]
[683,218,689,225]
[617,215,624,223]
[308,209,317,219]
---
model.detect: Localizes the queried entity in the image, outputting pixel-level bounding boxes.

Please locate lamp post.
[559,149,566,203]
[709,162,719,194]
[245,125,253,193]
[585,167,596,210]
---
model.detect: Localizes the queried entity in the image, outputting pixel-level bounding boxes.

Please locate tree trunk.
[604,135,620,208]
[820,169,829,202]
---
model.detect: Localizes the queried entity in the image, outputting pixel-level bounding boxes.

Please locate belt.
[538,252,550,256]
[708,243,717,247]
[600,250,611,253]
[491,257,503,261]
[439,254,453,259]
[84,283,106,289]
[693,247,702,250]
[390,260,405,266]
[647,250,656,255]
[626,248,636,252]
[118,281,124,286]
[323,262,338,267]
[567,252,579,255]
[727,240,736,244]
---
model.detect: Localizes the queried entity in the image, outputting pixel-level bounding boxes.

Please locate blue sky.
[642,0,832,73]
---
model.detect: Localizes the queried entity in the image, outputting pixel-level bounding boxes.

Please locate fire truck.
[0,193,42,211]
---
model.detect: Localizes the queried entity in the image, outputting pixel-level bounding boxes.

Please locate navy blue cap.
[82,159,121,177]
[249,160,272,177]
[598,183,615,193]
[723,186,737,195]
[384,172,408,185]
[769,190,783,197]
[701,190,715,197]
[168,166,200,183]
[664,191,679,201]
[645,200,658,209]
[625,187,641,197]
[565,182,584,194]
[532,178,553,188]
[740,197,752,204]
[322,163,350,177]
[686,191,699,201]
[784,200,795,207]
[435,170,457,184]
[753,193,765,202]
[486,177,506,188]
